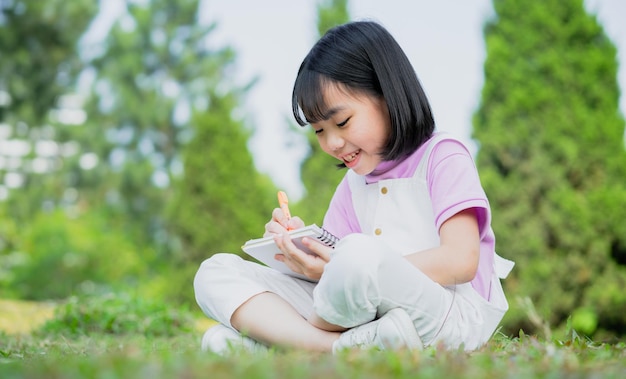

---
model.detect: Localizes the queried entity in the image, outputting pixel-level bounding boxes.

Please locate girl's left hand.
[273,231,333,281]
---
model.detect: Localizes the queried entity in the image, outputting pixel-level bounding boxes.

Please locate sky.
[87,0,626,200]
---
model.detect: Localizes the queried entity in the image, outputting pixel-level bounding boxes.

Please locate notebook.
[241,224,340,281]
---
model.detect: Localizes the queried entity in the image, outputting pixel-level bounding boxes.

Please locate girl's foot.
[201,324,268,354]
[332,308,423,353]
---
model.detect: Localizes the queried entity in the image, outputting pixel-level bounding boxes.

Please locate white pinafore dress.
[313,134,514,350]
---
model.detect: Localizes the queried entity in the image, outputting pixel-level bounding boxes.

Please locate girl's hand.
[264,208,305,237]
[273,231,333,281]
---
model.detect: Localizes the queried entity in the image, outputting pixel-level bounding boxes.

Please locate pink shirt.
[322,134,496,300]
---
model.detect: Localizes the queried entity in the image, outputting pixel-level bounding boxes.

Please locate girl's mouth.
[342,150,361,164]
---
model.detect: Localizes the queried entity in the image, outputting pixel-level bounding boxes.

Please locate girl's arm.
[404,208,480,286]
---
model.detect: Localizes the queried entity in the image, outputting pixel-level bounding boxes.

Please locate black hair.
[292,21,435,161]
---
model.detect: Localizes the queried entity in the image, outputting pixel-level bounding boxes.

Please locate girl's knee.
[200,252,242,267]
[314,234,393,326]
[194,253,243,291]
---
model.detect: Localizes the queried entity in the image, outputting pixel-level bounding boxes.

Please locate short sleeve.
[427,139,491,238]
[322,175,362,238]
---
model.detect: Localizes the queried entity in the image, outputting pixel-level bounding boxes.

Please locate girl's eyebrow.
[320,106,346,121]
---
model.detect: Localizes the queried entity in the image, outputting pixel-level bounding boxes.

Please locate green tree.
[167,92,276,263]
[0,1,112,300]
[0,1,96,126]
[316,0,350,36]
[0,1,97,220]
[0,0,266,303]
[163,16,277,305]
[473,0,626,338]
[73,0,244,254]
[294,0,351,224]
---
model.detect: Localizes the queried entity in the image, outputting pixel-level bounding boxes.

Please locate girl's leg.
[231,291,420,353]
[315,234,467,348]
[231,292,340,352]
[194,253,339,352]
[194,253,317,327]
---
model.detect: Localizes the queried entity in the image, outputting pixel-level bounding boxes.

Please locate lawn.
[1,299,625,379]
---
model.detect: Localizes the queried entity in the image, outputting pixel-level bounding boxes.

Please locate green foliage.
[37,292,195,337]
[1,0,274,307]
[77,0,236,250]
[0,0,97,222]
[0,0,97,125]
[3,209,148,300]
[316,0,350,36]
[474,0,626,338]
[167,93,276,263]
[0,206,20,292]
[137,261,200,306]
[294,0,351,224]
[0,332,625,379]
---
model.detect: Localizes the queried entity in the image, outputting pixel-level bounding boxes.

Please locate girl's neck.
[364,137,432,183]
[369,158,405,176]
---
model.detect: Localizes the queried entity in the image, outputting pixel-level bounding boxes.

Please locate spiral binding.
[316,228,340,248]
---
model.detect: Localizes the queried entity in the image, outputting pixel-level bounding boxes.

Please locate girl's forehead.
[322,82,370,104]
[300,78,376,124]
[320,82,347,102]
[301,81,347,123]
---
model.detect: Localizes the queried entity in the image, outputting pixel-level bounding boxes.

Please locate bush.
[5,209,149,300]
[37,292,196,337]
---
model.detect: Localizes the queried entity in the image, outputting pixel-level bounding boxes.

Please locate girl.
[194,20,514,354]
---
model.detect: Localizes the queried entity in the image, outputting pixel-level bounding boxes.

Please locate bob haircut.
[292,21,435,162]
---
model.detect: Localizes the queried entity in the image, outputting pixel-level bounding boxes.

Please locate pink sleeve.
[428,138,496,299]
[427,139,490,238]
[322,174,362,238]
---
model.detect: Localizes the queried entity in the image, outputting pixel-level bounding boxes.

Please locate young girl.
[194,20,514,354]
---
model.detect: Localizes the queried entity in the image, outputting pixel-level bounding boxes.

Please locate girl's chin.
[343,152,380,175]
[349,161,378,176]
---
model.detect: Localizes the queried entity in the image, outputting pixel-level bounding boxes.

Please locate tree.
[162,11,278,305]
[294,0,351,224]
[0,1,96,126]
[0,1,153,300]
[72,0,246,253]
[316,0,351,36]
[167,92,276,263]
[0,0,272,303]
[473,0,626,338]
[0,0,97,220]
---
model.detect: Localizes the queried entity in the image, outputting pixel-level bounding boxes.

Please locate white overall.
[194,134,513,351]
[313,133,514,350]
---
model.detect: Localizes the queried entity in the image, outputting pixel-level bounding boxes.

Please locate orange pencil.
[277,191,293,230]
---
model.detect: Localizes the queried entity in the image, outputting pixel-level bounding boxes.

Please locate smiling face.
[310,84,391,176]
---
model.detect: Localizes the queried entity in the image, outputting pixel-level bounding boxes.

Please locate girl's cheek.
[317,137,331,154]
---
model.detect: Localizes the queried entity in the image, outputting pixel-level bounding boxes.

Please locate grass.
[1,299,625,379]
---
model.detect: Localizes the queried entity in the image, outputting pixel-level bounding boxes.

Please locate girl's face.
[310,84,391,176]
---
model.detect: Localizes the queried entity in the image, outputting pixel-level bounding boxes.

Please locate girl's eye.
[337,117,350,127]
[314,128,323,135]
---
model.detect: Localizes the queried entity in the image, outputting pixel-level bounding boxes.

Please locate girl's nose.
[327,132,345,152]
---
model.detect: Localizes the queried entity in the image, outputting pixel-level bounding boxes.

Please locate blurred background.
[1,0,625,341]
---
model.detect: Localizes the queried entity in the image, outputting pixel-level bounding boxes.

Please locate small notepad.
[241,224,340,281]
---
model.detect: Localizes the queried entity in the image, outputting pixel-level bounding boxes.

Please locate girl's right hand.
[263,208,305,237]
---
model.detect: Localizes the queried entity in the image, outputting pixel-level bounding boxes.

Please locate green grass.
[1,296,624,378]
[1,331,625,379]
